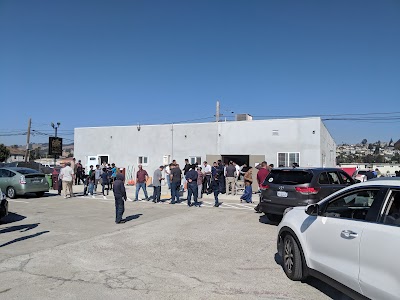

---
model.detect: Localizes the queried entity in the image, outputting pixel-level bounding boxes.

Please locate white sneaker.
[103,196,107,200]
[92,195,95,199]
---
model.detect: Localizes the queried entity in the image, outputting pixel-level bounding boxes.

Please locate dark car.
[259,168,355,222]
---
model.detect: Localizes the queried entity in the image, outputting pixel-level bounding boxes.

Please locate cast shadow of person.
[124,214,143,222]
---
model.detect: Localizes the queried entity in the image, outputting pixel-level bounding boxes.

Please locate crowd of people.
[57,158,272,224]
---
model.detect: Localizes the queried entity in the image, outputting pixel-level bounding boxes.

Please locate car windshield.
[264,170,313,185]
[16,169,41,175]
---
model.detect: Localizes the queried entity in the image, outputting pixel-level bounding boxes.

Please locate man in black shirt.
[185,164,199,207]
[170,164,182,204]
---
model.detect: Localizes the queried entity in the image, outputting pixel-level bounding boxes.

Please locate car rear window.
[17,168,40,175]
[264,170,313,185]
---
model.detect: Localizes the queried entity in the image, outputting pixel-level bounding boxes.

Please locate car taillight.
[19,175,26,184]
[260,184,269,190]
[295,187,319,195]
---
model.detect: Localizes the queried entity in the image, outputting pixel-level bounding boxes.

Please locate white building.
[74,117,336,181]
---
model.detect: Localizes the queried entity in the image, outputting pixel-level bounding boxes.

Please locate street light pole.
[51,122,61,166]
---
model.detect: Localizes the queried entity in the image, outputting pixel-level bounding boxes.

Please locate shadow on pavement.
[0,230,49,248]
[0,213,26,224]
[258,214,279,226]
[125,214,143,222]
[0,223,39,234]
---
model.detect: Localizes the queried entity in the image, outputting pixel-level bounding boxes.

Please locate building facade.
[74,117,336,181]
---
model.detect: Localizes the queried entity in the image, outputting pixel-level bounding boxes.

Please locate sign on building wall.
[48,137,63,156]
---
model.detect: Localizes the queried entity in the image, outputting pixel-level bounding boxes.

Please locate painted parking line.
[7,199,30,203]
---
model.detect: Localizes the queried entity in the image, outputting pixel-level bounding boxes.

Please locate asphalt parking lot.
[0,185,351,299]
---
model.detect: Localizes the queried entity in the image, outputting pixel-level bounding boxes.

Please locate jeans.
[152,186,161,202]
[240,184,252,203]
[102,182,109,195]
[170,181,180,203]
[197,184,202,198]
[88,182,94,195]
[214,190,219,205]
[135,182,148,200]
[187,183,198,206]
[115,196,125,223]
[166,175,171,189]
[203,175,211,193]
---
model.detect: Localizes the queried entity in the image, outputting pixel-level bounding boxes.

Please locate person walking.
[152,166,164,203]
[186,164,199,207]
[101,167,110,196]
[135,164,149,201]
[113,173,127,224]
[225,161,237,195]
[170,163,182,204]
[255,161,270,212]
[212,174,222,207]
[57,166,63,196]
[240,167,253,203]
[60,162,74,198]
[197,166,204,199]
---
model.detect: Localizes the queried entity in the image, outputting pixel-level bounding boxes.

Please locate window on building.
[138,156,148,165]
[277,152,300,167]
[189,156,202,165]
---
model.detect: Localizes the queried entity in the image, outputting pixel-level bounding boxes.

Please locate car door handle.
[341,230,358,239]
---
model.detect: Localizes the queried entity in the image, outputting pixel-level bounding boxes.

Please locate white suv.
[277,179,400,300]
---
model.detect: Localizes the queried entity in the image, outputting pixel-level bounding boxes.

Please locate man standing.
[185,164,199,207]
[202,161,212,194]
[135,164,149,201]
[60,162,74,198]
[217,160,225,194]
[256,161,270,189]
[75,160,83,185]
[197,166,204,199]
[94,165,102,193]
[182,159,191,191]
[225,161,237,195]
[152,166,164,203]
[113,173,127,224]
[170,163,182,204]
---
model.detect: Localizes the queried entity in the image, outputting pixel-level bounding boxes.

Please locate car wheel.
[266,213,282,223]
[6,187,16,199]
[282,234,305,281]
[36,192,45,197]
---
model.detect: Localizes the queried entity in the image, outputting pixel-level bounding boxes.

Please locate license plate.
[277,191,288,197]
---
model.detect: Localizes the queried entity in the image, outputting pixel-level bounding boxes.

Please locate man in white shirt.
[203,161,212,193]
[60,162,75,198]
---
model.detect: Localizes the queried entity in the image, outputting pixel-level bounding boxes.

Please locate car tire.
[266,213,282,223]
[282,234,305,281]
[6,187,16,199]
[36,192,45,197]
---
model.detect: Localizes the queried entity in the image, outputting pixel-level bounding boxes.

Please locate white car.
[277,178,400,300]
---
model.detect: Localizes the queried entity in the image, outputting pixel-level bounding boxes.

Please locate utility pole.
[24,118,31,162]
[216,100,220,122]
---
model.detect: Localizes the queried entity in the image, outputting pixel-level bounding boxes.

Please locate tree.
[374,145,380,155]
[0,144,10,162]
[389,138,393,146]
[394,139,400,151]
[361,139,367,145]
[368,143,374,150]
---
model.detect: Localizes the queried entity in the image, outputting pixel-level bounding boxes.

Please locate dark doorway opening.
[221,155,249,166]
[99,156,109,164]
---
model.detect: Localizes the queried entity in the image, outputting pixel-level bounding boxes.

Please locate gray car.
[259,168,355,222]
[0,167,49,199]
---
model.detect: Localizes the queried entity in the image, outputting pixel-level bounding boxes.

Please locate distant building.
[74,117,336,181]
[6,148,25,163]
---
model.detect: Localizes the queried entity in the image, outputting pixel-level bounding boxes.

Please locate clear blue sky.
[0,0,399,146]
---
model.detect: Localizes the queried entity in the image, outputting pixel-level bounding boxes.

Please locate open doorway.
[98,155,109,165]
[221,155,249,166]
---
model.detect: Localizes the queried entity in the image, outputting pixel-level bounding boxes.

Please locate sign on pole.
[48,137,63,156]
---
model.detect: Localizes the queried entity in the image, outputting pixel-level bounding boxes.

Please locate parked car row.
[259,167,400,300]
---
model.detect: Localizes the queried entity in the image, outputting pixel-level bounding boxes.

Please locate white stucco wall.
[74,117,336,175]
[320,121,337,167]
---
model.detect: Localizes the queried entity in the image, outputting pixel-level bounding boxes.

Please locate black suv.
[259,168,355,222]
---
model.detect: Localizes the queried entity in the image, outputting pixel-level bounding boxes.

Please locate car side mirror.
[305,204,319,216]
